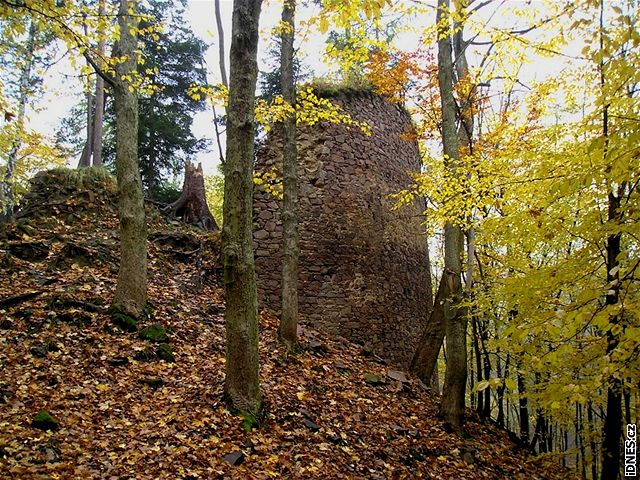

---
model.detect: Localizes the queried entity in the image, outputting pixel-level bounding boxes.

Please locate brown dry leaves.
[0,183,576,479]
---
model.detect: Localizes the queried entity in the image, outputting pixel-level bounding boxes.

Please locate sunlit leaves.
[187,83,228,108]
[255,87,371,135]
[253,167,283,200]
[204,174,224,226]
[316,0,391,34]
[1,0,161,92]
[0,127,66,208]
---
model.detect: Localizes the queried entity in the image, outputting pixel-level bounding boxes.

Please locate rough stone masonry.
[253,90,432,367]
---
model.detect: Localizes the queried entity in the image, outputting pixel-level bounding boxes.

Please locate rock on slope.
[0,169,576,479]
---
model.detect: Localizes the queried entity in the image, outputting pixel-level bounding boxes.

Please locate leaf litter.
[0,171,577,479]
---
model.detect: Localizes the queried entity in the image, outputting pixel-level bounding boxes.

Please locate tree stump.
[167,161,218,231]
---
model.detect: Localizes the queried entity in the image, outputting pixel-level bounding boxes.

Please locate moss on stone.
[133,346,157,361]
[309,77,374,99]
[364,373,385,385]
[31,410,59,431]
[139,324,168,342]
[156,343,175,363]
[39,167,115,191]
[111,312,138,332]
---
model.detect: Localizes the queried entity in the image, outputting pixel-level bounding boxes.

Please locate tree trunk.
[452,0,474,154]
[480,318,491,418]
[496,353,509,428]
[222,0,262,415]
[578,403,587,478]
[91,0,106,167]
[168,161,219,231]
[517,357,530,444]
[210,0,227,167]
[472,316,483,415]
[278,0,298,352]
[600,2,623,478]
[78,18,95,169]
[77,93,94,168]
[2,18,37,221]
[111,0,147,319]
[440,257,466,432]
[532,411,549,454]
[588,401,599,480]
[411,273,447,384]
[436,0,467,433]
[214,0,228,88]
[469,337,475,410]
[624,389,631,426]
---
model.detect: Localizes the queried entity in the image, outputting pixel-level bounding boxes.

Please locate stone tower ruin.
[253,90,432,366]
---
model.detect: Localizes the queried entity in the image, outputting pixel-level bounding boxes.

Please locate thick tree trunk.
[440,247,466,432]
[278,0,298,352]
[222,0,262,415]
[436,0,467,434]
[2,18,36,221]
[601,189,623,480]
[168,161,218,231]
[411,273,447,384]
[111,0,147,319]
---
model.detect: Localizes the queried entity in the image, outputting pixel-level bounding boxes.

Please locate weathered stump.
[168,161,218,231]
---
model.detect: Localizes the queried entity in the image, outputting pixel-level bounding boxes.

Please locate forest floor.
[0,170,578,479]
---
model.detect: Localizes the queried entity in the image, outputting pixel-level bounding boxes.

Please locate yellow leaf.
[319,16,329,34]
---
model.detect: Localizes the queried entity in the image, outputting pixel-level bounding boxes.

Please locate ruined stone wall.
[253,91,432,366]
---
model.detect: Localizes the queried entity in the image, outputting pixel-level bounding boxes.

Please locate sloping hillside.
[0,169,575,479]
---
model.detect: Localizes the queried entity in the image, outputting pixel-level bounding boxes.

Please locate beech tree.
[109,0,147,317]
[222,0,262,415]
[383,0,638,472]
[434,0,467,433]
[278,0,298,352]
[101,0,209,194]
[1,17,36,220]
[0,15,61,222]
[91,0,105,168]
[76,0,107,169]
[2,0,150,317]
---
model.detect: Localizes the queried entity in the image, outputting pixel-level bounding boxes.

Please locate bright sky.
[37,0,329,176]
[185,0,331,175]
[32,0,577,177]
